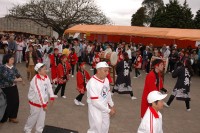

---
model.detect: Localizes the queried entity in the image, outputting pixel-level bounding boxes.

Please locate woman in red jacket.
[54,55,71,98]
[141,59,167,118]
[68,48,78,77]
[74,62,90,106]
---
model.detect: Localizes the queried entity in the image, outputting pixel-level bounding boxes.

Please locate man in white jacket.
[24,63,55,133]
[87,62,116,133]
[138,91,167,133]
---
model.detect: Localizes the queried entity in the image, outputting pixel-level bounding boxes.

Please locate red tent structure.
[64,25,200,48]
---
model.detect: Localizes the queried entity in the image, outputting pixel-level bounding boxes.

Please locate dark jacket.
[25,51,38,67]
[172,66,193,91]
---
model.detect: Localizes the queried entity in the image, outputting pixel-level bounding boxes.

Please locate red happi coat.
[134,55,142,68]
[57,62,71,84]
[76,70,91,94]
[92,54,100,68]
[141,70,163,118]
[49,54,60,83]
[68,53,78,65]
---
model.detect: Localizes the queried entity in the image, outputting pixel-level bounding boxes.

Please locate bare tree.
[8,0,110,36]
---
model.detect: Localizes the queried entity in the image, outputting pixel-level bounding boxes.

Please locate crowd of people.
[0,33,199,133]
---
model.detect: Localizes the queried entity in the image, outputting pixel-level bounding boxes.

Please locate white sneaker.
[79,102,85,106]
[131,96,137,100]
[90,68,94,70]
[187,109,191,112]
[71,75,74,78]
[138,74,142,77]
[62,96,66,98]
[74,99,80,105]
[164,102,170,108]
[54,95,58,98]
[133,76,138,78]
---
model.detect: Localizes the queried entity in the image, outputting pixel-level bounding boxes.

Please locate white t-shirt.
[138,107,163,133]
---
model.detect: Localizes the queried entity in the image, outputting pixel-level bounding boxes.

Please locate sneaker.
[62,96,66,99]
[131,96,137,100]
[138,74,142,77]
[74,99,80,105]
[54,95,58,98]
[187,109,191,112]
[164,102,170,108]
[79,102,85,106]
[133,76,138,78]
[71,75,74,78]
[90,68,94,70]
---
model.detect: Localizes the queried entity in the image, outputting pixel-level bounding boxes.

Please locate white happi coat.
[138,107,163,133]
[86,75,114,133]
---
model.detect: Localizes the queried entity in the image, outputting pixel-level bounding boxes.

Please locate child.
[24,63,55,133]
[54,55,71,98]
[68,48,78,77]
[134,50,142,78]
[74,62,90,106]
[138,91,167,133]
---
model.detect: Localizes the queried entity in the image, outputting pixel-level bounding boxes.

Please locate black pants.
[167,95,190,109]
[76,93,84,102]
[146,61,150,73]
[71,64,75,75]
[1,86,19,123]
[169,61,176,72]
[54,83,66,96]
[112,88,134,97]
[135,68,140,77]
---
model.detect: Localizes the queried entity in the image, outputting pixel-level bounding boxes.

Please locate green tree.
[194,9,200,29]
[151,0,194,29]
[8,0,110,36]
[131,7,146,26]
[142,0,164,25]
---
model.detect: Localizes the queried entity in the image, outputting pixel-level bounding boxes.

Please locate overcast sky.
[0,0,200,26]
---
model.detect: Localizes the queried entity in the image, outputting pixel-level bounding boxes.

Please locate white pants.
[87,104,110,133]
[24,105,46,133]
[16,51,22,63]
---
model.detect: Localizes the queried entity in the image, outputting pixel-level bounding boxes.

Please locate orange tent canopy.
[64,25,200,41]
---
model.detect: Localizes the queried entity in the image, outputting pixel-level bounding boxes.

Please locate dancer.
[164,59,193,111]
[141,59,167,118]
[24,63,55,133]
[54,55,71,98]
[87,62,115,133]
[138,91,167,133]
[74,62,90,106]
[112,52,137,100]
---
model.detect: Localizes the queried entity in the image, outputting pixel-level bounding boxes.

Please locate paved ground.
[0,62,200,133]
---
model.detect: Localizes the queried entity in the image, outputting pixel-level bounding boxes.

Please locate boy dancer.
[24,63,55,133]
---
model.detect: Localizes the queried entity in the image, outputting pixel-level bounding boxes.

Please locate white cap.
[34,63,45,72]
[96,62,109,69]
[147,91,167,103]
